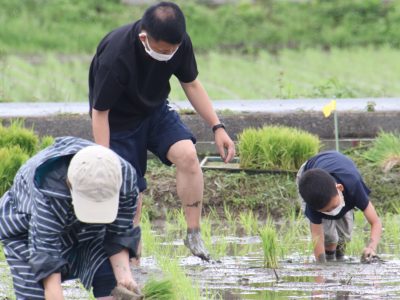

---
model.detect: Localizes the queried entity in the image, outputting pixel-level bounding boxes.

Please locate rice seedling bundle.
[363,131,400,172]
[238,125,320,171]
[260,221,279,268]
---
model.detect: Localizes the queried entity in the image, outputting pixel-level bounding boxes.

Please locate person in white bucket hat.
[0,136,142,300]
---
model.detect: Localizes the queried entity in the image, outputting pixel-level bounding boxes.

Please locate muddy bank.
[144,151,400,220]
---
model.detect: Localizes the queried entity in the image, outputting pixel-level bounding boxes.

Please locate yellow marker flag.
[322,100,336,118]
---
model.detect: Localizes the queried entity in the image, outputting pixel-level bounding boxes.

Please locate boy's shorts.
[110,102,196,192]
[296,162,354,245]
[322,210,354,245]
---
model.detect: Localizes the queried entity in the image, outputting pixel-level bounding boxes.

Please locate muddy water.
[141,236,400,299]
[178,255,400,299]
[1,238,400,299]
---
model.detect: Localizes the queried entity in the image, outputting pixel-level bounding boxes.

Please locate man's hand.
[214,129,235,163]
[184,228,211,261]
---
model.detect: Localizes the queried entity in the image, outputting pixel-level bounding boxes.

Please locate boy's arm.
[310,223,326,263]
[362,202,382,257]
[43,273,64,300]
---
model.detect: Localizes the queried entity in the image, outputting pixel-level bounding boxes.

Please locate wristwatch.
[212,123,226,133]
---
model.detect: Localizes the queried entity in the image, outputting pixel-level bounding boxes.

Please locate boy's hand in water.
[316,253,327,264]
[361,247,376,263]
[184,228,211,262]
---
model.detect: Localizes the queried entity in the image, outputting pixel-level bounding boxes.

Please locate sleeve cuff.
[104,226,141,258]
[29,253,68,282]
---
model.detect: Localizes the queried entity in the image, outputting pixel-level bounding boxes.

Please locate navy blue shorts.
[110,102,196,192]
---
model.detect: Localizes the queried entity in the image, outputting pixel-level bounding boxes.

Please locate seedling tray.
[200,156,297,174]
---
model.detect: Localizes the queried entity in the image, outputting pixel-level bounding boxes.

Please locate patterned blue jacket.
[0,136,140,290]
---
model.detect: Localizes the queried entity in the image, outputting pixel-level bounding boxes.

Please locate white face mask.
[322,191,345,216]
[139,33,178,62]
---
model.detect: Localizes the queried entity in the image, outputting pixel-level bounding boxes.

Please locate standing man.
[296,151,382,263]
[0,137,142,300]
[89,1,235,261]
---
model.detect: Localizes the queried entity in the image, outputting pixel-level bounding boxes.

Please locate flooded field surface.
[1,209,400,299]
[1,240,400,299]
[139,236,400,299]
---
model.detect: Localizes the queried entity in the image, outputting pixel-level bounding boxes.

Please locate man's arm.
[310,222,326,263]
[362,202,382,257]
[43,273,64,300]
[92,108,110,147]
[180,79,235,163]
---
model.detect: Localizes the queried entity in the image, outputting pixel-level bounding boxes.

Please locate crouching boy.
[0,136,141,299]
[296,151,382,263]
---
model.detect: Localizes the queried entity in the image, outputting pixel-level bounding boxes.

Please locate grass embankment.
[143,147,400,220]
[1,0,399,54]
[1,47,400,102]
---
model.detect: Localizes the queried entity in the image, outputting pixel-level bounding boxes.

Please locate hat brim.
[71,190,119,224]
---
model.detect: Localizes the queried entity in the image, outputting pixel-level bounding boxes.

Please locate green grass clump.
[143,278,175,300]
[0,122,56,197]
[259,221,279,269]
[238,125,320,171]
[363,131,400,172]
[38,135,55,151]
[0,146,29,196]
[0,121,38,155]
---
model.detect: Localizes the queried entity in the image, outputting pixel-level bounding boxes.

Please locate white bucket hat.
[67,145,122,224]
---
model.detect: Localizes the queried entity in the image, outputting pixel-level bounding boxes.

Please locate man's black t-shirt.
[89,21,198,131]
[303,151,370,224]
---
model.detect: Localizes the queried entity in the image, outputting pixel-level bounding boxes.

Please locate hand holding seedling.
[184,228,211,262]
[111,285,144,300]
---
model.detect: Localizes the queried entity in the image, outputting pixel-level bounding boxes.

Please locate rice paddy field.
[0,113,400,299]
[2,208,400,299]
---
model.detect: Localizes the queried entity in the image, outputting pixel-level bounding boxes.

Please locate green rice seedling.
[363,131,400,172]
[164,209,181,235]
[175,209,187,233]
[223,203,237,235]
[354,209,366,228]
[259,221,279,268]
[0,121,39,155]
[381,213,400,255]
[142,278,176,300]
[346,210,368,256]
[0,146,29,196]
[239,210,258,236]
[213,235,228,258]
[141,211,159,256]
[200,215,213,255]
[237,127,260,168]
[238,125,320,171]
[157,257,201,300]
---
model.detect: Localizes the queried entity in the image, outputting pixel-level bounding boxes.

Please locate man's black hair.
[141,1,186,44]
[298,168,338,210]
